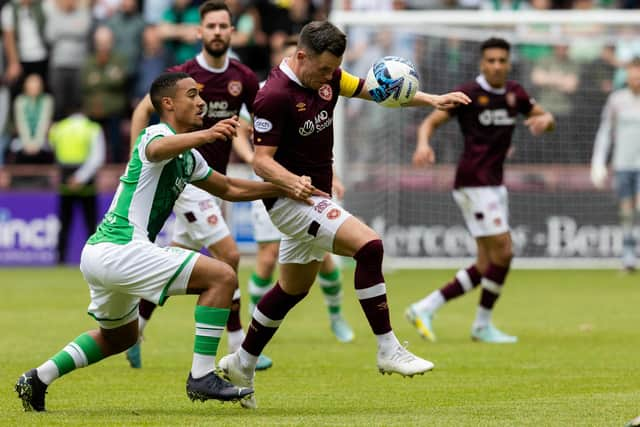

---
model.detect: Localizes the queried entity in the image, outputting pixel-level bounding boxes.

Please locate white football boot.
[377,343,434,377]
[218,352,257,409]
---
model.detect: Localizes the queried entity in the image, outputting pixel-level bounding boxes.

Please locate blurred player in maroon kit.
[406,37,555,344]
[126,0,272,370]
[217,20,471,409]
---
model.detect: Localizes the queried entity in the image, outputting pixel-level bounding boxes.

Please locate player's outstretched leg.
[318,254,354,343]
[220,281,308,409]
[350,238,434,376]
[16,328,127,412]
[126,299,158,368]
[406,265,482,342]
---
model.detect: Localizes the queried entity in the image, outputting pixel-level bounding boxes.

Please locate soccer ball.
[365,56,420,108]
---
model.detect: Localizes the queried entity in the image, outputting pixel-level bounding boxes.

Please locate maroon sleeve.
[514,83,535,115]
[167,62,187,73]
[253,89,287,147]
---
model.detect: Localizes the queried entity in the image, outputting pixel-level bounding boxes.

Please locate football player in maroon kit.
[405,37,555,344]
[217,20,471,409]
[126,0,272,370]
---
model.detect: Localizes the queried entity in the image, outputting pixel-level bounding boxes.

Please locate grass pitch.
[1,267,639,426]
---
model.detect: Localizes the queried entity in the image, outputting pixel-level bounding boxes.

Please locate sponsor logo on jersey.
[254,118,273,133]
[506,92,516,108]
[327,208,341,220]
[207,214,218,225]
[478,95,489,106]
[478,109,515,126]
[296,102,306,112]
[205,100,235,119]
[318,84,332,101]
[228,80,242,97]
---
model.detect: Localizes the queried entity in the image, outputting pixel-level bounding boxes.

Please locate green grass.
[1,267,640,426]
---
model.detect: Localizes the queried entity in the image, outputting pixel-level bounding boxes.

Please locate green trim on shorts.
[87,302,139,322]
[158,251,196,306]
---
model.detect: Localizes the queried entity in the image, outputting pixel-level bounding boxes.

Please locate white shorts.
[80,241,199,329]
[268,196,351,264]
[452,186,509,238]
[251,199,282,243]
[172,184,230,249]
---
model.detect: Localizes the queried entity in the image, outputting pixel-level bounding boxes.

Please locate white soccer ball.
[365,56,420,108]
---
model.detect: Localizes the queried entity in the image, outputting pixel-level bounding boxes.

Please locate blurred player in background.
[14,72,292,411]
[217,20,470,409]
[127,0,272,370]
[241,38,354,343]
[406,37,555,344]
[590,58,640,272]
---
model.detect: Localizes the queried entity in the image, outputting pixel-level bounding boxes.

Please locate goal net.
[330,10,640,268]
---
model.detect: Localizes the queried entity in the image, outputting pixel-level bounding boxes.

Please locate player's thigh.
[615,170,636,203]
[256,241,280,277]
[187,254,236,298]
[477,231,512,265]
[333,216,380,257]
[208,234,240,269]
[279,261,322,295]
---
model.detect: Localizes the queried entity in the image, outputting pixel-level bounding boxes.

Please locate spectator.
[49,103,105,264]
[106,0,145,95]
[1,0,49,98]
[82,25,127,162]
[157,0,200,65]
[0,38,10,165]
[530,43,581,162]
[45,0,92,120]
[9,73,54,164]
[132,25,169,107]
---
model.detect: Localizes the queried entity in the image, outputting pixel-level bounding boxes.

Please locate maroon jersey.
[169,55,259,174]
[449,76,535,188]
[253,61,364,209]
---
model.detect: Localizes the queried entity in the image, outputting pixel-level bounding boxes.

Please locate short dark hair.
[298,21,346,57]
[481,37,511,54]
[150,72,191,114]
[199,0,232,22]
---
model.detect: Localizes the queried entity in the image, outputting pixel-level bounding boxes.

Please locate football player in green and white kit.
[15,72,319,412]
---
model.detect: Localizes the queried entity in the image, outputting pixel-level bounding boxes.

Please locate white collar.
[476,74,506,95]
[196,53,229,73]
[279,58,305,87]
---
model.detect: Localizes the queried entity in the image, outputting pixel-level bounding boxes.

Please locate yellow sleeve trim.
[339,70,363,98]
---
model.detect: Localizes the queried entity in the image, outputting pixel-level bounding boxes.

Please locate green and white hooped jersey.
[88,123,212,245]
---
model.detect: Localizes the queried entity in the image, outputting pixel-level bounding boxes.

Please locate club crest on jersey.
[506,92,516,107]
[478,95,489,106]
[228,80,242,97]
[207,214,218,225]
[318,84,332,101]
[327,208,341,220]
[296,102,306,112]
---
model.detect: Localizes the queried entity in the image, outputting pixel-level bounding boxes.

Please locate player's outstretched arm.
[130,94,155,150]
[231,116,255,164]
[404,90,471,110]
[194,171,284,202]
[523,104,555,136]
[413,109,450,167]
[253,145,329,204]
[145,117,238,162]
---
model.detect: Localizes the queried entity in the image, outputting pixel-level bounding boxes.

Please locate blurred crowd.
[0,0,639,168]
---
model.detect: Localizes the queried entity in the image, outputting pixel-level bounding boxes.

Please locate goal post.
[330,10,640,268]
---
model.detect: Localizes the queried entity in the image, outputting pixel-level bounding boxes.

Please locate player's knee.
[215,262,238,295]
[219,249,240,271]
[354,239,384,265]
